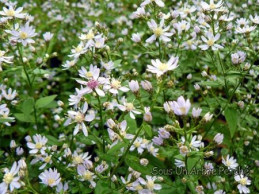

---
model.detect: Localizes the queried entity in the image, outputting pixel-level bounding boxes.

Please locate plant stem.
[109,123,144,180]
[96,93,105,152]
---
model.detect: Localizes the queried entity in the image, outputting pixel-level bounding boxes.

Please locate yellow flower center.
[209,3,216,9]
[135,184,143,191]
[158,63,168,71]
[0,50,4,57]
[111,79,121,89]
[125,103,134,111]
[75,46,83,53]
[207,39,215,46]
[85,71,93,78]
[19,32,28,39]
[147,180,155,190]
[226,160,231,167]
[3,173,14,184]
[75,112,85,123]
[181,24,186,30]
[83,171,93,180]
[180,107,186,114]
[35,142,43,149]
[134,141,141,148]
[6,9,15,17]
[86,32,94,40]
[73,156,83,164]
[44,156,51,163]
[153,27,163,37]
[47,178,55,186]
[240,178,247,185]
[187,40,193,46]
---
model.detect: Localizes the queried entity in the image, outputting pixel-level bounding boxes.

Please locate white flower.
[0,162,21,194]
[141,80,153,91]
[2,88,17,100]
[173,20,190,35]
[6,22,37,46]
[203,112,213,122]
[201,0,223,11]
[69,42,88,59]
[200,32,223,50]
[249,15,259,24]
[171,96,191,116]
[147,143,159,157]
[182,135,202,150]
[94,34,105,49]
[222,155,238,170]
[103,78,129,95]
[144,107,152,122]
[141,0,164,7]
[214,189,225,194]
[64,102,95,136]
[118,97,141,119]
[39,168,61,187]
[129,80,139,93]
[231,51,246,64]
[27,134,48,154]
[236,25,256,34]
[0,104,14,126]
[77,165,96,187]
[0,6,25,19]
[62,59,77,70]
[214,133,224,145]
[132,7,146,18]
[101,60,114,71]
[131,33,141,43]
[71,151,92,168]
[43,32,54,41]
[175,159,185,167]
[234,174,251,194]
[130,137,146,154]
[146,19,173,43]
[147,56,179,77]
[77,65,107,97]
[192,107,202,118]
[138,176,162,194]
[0,50,13,64]
[56,182,68,193]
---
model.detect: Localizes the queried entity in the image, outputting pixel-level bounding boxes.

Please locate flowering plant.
[0,0,259,194]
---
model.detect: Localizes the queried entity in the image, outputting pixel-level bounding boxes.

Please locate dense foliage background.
[0,0,259,194]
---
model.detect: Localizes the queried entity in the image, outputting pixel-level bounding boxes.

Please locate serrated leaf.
[224,107,239,138]
[35,95,57,108]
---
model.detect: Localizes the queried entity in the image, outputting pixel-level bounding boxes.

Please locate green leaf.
[0,118,14,123]
[22,98,34,115]
[14,113,34,123]
[33,68,49,75]
[187,156,200,173]
[143,123,153,137]
[224,107,239,138]
[95,180,112,194]
[46,135,61,146]
[107,142,127,155]
[35,95,57,108]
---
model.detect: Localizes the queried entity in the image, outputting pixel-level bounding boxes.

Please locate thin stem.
[96,93,105,152]
[109,123,144,180]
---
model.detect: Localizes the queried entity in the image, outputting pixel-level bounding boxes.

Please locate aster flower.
[234,174,251,194]
[222,155,238,170]
[199,32,223,50]
[141,0,165,7]
[0,162,21,194]
[0,6,25,19]
[69,42,88,59]
[64,102,95,136]
[236,25,256,34]
[192,107,202,118]
[118,97,141,119]
[173,20,190,35]
[77,165,96,187]
[171,96,191,116]
[201,0,223,11]
[2,88,17,100]
[138,176,162,194]
[103,78,129,95]
[39,168,61,187]
[147,56,179,77]
[175,159,185,167]
[43,32,54,41]
[27,134,48,154]
[214,133,224,145]
[0,50,13,64]
[6,22,37,46]
[0,104,15,126]
[130,137,146,154]
[147,143,159,157]
[146,19,173,43]
[77,65,107,97]
[71,151,93,168]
